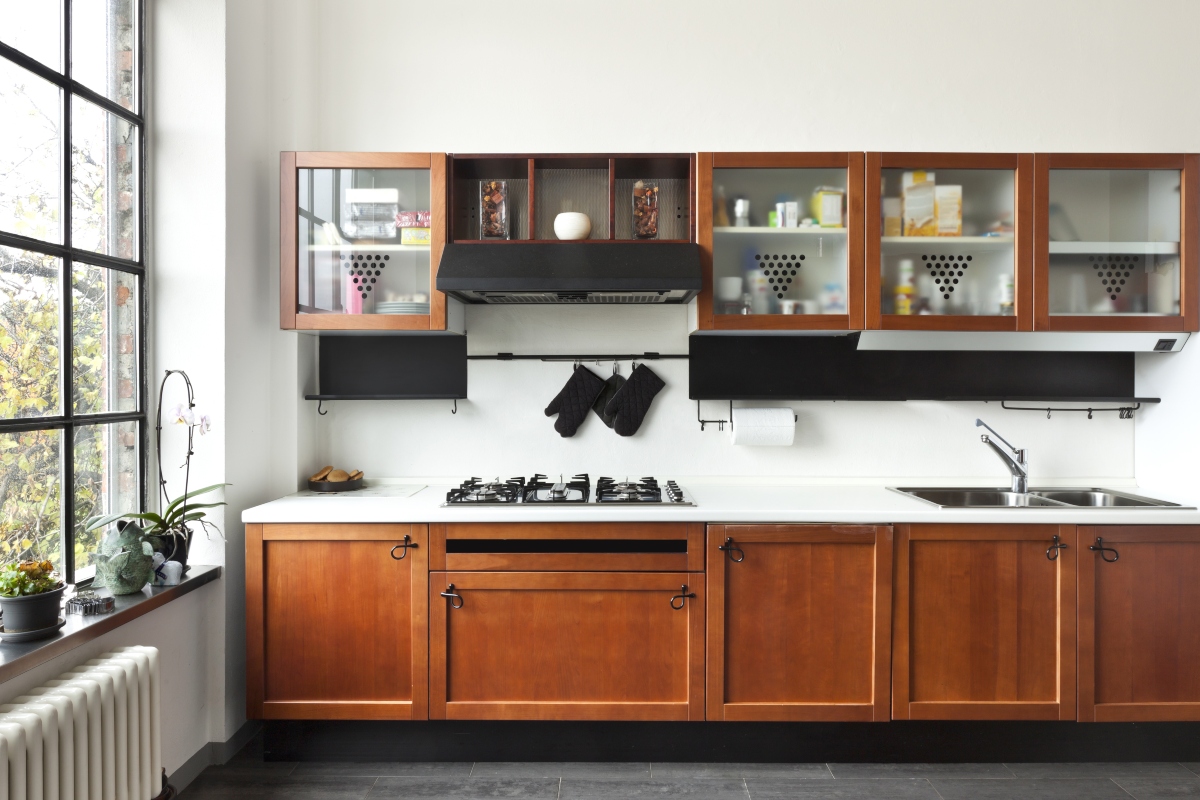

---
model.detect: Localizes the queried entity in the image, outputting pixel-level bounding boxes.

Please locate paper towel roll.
[730,407,795,446]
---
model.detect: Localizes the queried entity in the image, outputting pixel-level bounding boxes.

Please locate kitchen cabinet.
[697,153,865,330]
[1034,154,1199,332]
[428,522,705,720]
[866,153,1034,331]
[1078,525,1200,721]
[280,152,448,330]
[892,524,1076,720]
[705,525,893,721]
[245,524,428,720]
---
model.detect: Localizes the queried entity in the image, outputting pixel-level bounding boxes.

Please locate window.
[0,1,143,582]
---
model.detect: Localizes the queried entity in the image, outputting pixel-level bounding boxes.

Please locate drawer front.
[430,523,705,571]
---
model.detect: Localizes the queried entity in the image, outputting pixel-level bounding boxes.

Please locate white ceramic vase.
[553,212,592,240]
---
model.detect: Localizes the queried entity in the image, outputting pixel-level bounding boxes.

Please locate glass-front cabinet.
[281,152,446,330]
[1035,154,1198,332]
[698,153,864,330]
[866,153,1033,331]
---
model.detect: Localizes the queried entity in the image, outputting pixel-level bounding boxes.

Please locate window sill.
[0,564,222,683]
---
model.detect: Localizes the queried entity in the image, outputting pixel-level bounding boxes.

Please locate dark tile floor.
[180,739,1200,800]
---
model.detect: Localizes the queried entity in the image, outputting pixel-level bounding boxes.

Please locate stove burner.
[524,473,590,504]
[443,474,692,506]
[445,476,525,504]
[596,476,670,503]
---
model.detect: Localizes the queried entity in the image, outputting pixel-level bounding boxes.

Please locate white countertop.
[242,481,1200,526]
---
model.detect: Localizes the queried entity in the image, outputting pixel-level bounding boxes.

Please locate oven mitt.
[592,373,627,428]
[604,363,665,437]
[544,365,606,437]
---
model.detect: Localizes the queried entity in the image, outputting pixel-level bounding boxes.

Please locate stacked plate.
[374,302,430,315]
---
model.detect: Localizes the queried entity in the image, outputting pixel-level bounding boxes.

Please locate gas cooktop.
[443,474,694,507]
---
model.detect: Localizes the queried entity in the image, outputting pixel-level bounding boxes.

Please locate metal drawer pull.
[718,537,745,563]
[441,583,464,609]
[1046,534,1068,561]
[390,534,418,560]
[1089,536,1120,563]
[670,584,696,610]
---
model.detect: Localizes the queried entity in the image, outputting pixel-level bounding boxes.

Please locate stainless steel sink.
[891,487,1190,509]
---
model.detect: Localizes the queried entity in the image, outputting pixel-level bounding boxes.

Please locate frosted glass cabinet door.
[698,153,864,330]
[1034,154,1199,332]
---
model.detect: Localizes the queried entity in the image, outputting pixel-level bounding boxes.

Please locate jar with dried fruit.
[479,180,510,240]
[632,180,659,239]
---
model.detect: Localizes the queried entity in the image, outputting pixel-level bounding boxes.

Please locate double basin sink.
[891,487,1190,509]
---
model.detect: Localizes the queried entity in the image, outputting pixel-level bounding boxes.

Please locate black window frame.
[0,0,147,583]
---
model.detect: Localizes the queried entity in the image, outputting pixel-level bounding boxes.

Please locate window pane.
[0,58,62,243]
[0,246,61,419]
[0,428,62,570]
[73,264,137,414]
[72,95,137,259]
[70,0,136,111]
[73,419,137,574]
[0,1,63,72]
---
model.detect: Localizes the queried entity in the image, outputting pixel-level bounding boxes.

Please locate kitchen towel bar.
[468,352,689,362]
[999,399,1159,419]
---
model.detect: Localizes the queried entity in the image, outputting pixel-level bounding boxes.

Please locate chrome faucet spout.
[976,420,1028,493]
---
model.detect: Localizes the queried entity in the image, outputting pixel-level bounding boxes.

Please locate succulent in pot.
[0,560,66,632]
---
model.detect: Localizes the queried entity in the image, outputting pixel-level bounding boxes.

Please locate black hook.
[1089,536,1120,563]
[451,399,457,414]
[317,399,328,416]
[1046,534,1068,561]
[440,583,464,608]
[390,534,418,560]
[669,584,696,610]
[718,537,745,563]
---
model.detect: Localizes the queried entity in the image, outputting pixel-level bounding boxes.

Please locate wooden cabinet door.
[246,524,428,720]
[892,524,1076,720]
[429,572,704,721]
[706,525,892,721]
[1079,526,1200,721]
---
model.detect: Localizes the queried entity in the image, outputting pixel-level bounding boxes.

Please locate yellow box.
[936,185,963,236]
[400,227,432,246]
[902,171,937,236]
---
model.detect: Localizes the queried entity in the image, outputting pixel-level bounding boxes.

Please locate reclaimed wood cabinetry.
[892,524,1077,720]
[245,524,428,719]
[705,524,892,721]
[1078,525,1200,721]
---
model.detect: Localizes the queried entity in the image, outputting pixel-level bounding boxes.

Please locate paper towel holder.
[697,401,799,432]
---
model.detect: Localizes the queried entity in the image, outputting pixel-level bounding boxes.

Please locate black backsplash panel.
[316,334,467,399]
[689,334,1135,401]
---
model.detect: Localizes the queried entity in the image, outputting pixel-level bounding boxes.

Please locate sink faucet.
[975,419,1028,493]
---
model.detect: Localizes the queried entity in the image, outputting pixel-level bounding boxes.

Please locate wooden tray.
[307,477,364,493]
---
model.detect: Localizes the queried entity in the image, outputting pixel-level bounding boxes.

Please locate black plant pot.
[0,585,65,632]
[164,529,191,570]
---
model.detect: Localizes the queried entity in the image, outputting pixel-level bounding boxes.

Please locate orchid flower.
[169,403,194,426]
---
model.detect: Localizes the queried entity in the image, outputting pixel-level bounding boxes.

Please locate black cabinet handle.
[390,534,418,560]
[1046,534,1068,561]
[718,537,745,563]
[441,583,464,609]
[670,584,696,610]
[1089,536,1120,563]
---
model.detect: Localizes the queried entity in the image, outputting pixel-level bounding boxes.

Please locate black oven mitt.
[592,373,627,428]
[604,363,665,436]
[545,365,605,437]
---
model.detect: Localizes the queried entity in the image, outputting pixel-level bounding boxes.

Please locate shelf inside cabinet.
[1048,241,1180,255]
[881,235,1013,249]
[307,243,430,252]
[715,226,846,235]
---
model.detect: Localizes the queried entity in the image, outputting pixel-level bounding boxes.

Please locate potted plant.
[0,560,66,632]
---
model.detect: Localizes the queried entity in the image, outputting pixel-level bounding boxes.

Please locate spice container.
[479,180,510,240]
[632,181,659,239]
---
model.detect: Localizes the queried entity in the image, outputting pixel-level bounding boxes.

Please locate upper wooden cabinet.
[1034,154,1199,332]
[866,153,1034,332]
[280,152,448,331]
[696,153,865,330]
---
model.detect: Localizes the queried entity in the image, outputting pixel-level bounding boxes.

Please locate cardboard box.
[902,171,937,236]
[936,185,963,236]
[400,227,432,246]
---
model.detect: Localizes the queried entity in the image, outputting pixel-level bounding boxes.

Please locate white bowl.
[553,212,592,240]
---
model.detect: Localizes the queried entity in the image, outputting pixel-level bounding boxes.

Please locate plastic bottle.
[893,259,915,315]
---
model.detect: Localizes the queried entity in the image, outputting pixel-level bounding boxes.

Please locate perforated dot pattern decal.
[921,253,972,300]
[1089,254,1136,301]
[755,252,806,299]
[341,252,390,300]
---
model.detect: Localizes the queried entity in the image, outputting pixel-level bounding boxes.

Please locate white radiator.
[0,647,162,800]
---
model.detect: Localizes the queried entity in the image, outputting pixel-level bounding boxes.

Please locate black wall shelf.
[311,334,467,400]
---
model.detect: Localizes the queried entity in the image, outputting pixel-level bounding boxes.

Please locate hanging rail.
[467,351,688,362]
[1000,398,1160,420]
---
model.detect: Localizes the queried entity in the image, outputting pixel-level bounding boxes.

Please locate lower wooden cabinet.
[705,524,893,721]
[892,524,1077,721]
[1078,525,1200,721]
[245,524,428,720]
[428,571,705,720]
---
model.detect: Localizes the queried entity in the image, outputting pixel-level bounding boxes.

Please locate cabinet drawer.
[431,523,704,571]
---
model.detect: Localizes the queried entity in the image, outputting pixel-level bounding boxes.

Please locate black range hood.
[436,242,702,304]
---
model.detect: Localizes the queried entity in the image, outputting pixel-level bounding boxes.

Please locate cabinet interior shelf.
[1048,241,1180,255]
[881,235,1014,249]
[307,243,431,252]
[714,226,846,235]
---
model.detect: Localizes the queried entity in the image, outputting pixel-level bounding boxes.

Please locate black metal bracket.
[670,584,696,610]
[390,535,418,560]
[440,583,464,608]
[451,399,457,414]
[1090,536,1120,563]
[718,537,745,563]
[1046,534,1068,561]
[698,400,733,432]
[1001,400,1154,420]
[468,352,688,362]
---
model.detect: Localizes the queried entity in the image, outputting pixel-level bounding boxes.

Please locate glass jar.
[479,180,510,240]
[632,180,659,239]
